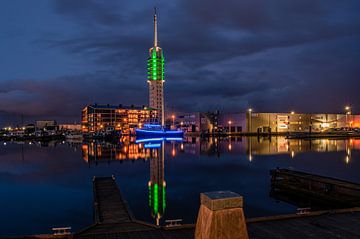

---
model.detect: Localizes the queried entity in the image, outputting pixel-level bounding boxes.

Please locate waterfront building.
[172,111,360,134]
[147,9,165,125]
[59,124,82,132]
[207,111,360,134]
[35,120,58,130]
[218,113,247,133]
[247,112,360,133]
[81,104,158,134]
[175,112,216,133]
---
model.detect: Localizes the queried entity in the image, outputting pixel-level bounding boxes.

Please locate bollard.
[195,191,248,239]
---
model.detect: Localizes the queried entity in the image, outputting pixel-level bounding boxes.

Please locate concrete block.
[195,191,248,239]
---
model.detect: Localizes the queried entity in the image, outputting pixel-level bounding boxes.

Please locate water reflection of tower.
[148,141,166,226]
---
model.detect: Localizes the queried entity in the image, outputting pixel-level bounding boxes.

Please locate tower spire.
[153,7,158,47]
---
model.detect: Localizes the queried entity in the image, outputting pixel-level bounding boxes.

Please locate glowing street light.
[291,111,295,115]
[171,114,175,127]
[228,120,232,135]
[248,108,253,133]
[344,106,352,127]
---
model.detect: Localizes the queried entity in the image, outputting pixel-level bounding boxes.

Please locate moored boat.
[135,124,184,138]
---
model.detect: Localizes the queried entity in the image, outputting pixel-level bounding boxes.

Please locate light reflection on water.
[0,136,359,236]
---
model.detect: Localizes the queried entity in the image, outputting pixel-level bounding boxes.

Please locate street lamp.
[228,120,232,135]
[344,106,352,128]
[171,114,175,127]
[248,108,253,133]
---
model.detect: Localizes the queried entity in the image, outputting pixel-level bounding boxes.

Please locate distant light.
[3,142,6,146]
[291,111,295,115]
[228,121,232,124]
[248,108,253,112]
[345,106,351,111]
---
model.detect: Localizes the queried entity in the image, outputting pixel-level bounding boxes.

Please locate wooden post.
[195,191,249,239]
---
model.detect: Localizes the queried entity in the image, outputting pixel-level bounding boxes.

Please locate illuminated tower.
[147,141,166,226]
[147,8,165,125]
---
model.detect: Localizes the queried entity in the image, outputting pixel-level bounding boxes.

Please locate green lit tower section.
[147,9,165,125]
[147,142,166,226]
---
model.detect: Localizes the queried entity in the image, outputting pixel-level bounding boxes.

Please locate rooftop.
[86,104,157,111]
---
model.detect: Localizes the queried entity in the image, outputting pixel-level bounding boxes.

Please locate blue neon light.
[136,129,183,134]
[136,138,164,143]
[144,143,161,148]
[144,124,162,127]
[135,137,183,144]
[165,137,183,141]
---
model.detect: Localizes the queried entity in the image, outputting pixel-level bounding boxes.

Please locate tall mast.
[154,7,158,48]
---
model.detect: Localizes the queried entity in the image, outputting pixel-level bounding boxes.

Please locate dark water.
[1,137,360,236]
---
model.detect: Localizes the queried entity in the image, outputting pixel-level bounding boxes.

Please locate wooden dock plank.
[93,176,132,224]
[270,168,360,208]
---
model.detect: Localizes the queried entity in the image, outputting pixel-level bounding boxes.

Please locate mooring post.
[195,191,249,239]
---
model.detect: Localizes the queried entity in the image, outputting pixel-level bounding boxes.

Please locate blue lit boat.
[135,124,184,138]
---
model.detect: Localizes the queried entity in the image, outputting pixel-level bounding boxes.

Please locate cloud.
[1,0,360,125]
[0,71,148,118]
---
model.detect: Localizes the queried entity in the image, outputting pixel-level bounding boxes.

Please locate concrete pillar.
[195,191,248,239]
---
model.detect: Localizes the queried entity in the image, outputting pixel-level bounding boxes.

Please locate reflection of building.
[148,141,166,226]
[179,136,360,160]
[82,140,151,162]
[148,10,165,125]
[81,104,157,134]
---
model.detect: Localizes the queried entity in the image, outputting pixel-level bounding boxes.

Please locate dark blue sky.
[1,0,360,126]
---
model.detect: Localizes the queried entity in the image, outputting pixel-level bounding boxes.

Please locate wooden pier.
[75,176,360,239]
[75,176,194,239]
[270,168,360,208]
[92,176,133,224]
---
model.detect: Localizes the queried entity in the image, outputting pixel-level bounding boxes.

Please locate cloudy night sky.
[1,0,360,126]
